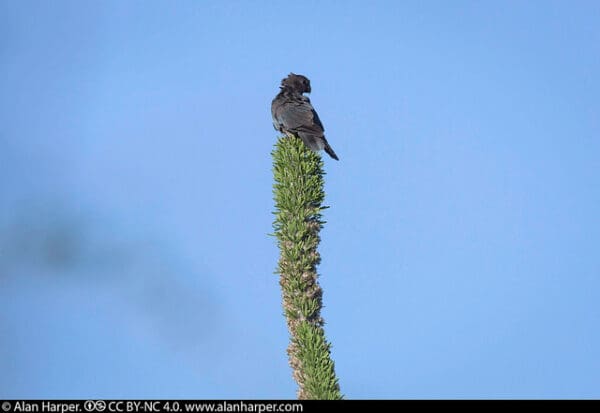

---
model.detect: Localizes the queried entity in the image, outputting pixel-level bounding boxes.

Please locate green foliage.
[272,136,342,400]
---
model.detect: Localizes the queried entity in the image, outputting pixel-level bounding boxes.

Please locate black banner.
[0,399,593,411]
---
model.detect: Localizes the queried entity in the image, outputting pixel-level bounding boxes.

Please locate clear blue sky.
[1,0,599,399]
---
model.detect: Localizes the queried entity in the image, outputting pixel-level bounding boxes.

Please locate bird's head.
[281,73,311,94]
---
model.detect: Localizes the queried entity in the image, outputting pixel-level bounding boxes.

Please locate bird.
[271,73,339,160]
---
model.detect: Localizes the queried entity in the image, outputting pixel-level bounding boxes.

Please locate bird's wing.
[278,97,325,135]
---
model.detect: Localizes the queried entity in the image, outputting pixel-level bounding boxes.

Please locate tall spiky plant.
[272,135,342,400]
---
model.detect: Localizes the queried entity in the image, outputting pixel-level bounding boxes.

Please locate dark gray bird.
[271,73,339,160]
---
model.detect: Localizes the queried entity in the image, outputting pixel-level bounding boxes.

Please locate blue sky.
[1,0,599,399]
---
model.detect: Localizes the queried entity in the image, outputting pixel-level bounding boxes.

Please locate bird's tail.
[323,140,339,161]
